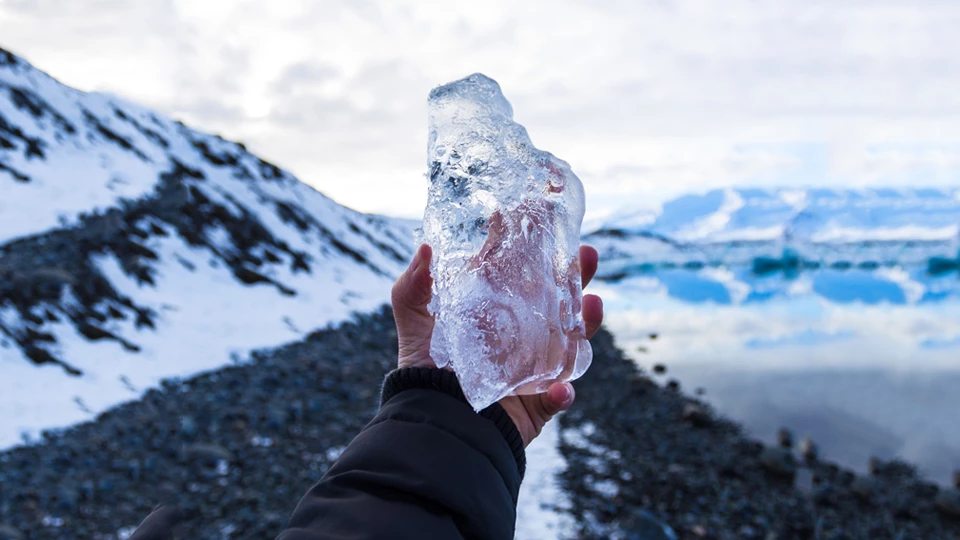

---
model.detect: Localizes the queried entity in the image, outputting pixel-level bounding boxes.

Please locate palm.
[392,244,603,447]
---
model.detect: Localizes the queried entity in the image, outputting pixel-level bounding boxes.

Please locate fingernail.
[560,384,573,405]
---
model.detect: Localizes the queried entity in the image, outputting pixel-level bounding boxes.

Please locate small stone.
[935,489,960,518]
[760,446,797,480]
[850,476,876,501]
[691,525,707,537]
[665,379,680,391]
[265,406,288,430]
[52,485,79,512]
[652,364,667,375]
[682,403,711,427]
[649,333,659,340]
[181,415,198,438]
[797,436,818,462]
[776,427,793,448]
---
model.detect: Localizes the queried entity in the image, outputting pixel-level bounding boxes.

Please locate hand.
[391,244,604,447]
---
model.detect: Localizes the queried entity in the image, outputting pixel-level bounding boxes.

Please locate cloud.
[3,0,960,218]
[269,62,341,97]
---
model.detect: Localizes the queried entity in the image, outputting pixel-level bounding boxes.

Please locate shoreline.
[0,308,958,538]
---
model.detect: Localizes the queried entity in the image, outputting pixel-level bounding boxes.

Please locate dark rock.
[233,267,271,285]
[850,476,876,502]
[776,427,793,448]
[682,403,711,427]
[263,250,281,264]
[760,447,797,480]
[652,363,667,375]
[149,223,168,236]
[935,489,960,518]
[665,379,680,391]
[77,323,116,341]
[812,483,838,507]
[135,309,155,329]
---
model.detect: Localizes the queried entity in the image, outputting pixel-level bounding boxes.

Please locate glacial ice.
[421,73,593,410]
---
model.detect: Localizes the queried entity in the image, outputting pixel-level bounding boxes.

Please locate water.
[592,267,960,484]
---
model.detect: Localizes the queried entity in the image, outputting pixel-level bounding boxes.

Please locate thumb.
[392,244,433,316]
[539,382,576,418]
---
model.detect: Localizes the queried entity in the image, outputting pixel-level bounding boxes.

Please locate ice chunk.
[421,73,593,410]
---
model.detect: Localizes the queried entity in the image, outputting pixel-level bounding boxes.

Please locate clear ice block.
[421,73,593,410]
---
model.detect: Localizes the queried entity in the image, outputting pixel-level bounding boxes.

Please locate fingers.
[391,244,433,314]
[579,245,598,288]
[582,294,603,339]
[540,382,576,417]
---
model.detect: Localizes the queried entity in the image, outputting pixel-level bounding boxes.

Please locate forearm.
[278,368,525,540]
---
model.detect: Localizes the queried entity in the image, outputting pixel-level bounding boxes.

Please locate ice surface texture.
[421,73,592,410]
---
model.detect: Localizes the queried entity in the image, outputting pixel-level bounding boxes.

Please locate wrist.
[380,367,526,479]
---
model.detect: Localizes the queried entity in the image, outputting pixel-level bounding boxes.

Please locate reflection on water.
[593,267,960,484]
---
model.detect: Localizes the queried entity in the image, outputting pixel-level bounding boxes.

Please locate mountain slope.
[0,47,414,448]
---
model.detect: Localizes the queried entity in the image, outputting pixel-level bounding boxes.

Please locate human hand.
[391,244,603,447]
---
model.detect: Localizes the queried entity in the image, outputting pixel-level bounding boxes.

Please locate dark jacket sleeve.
[277,367,526,540]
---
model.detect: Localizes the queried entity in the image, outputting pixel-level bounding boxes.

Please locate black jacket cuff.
[381,367,526,480]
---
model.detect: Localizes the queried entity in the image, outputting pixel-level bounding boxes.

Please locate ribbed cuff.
[381,367,526,480]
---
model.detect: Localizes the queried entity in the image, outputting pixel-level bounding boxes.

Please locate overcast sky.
[2,0,960,220]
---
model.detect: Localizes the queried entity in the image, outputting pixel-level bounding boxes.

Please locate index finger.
[580,245,598,288]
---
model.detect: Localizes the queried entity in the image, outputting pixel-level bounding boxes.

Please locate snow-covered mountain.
[0,47,415,447]
[587,188,960,277]
[592,188,960,244]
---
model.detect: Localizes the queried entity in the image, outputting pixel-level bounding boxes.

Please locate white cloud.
[3,0,960,219]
